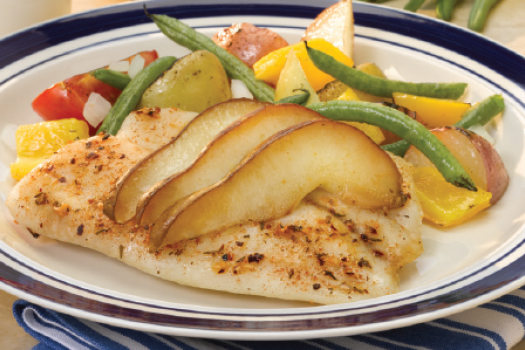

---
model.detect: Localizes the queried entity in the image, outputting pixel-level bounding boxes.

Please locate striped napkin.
[13,286,525,350]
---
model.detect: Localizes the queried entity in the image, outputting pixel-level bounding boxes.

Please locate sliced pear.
[104,98,268,223]
[303,0,354,59]
[150,120,404,250]
[138,104,325,224]
[274,50,320,105]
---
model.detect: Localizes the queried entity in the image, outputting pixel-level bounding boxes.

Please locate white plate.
[0,0,525,340]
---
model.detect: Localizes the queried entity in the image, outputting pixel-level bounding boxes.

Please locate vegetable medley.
[12,0,508,229]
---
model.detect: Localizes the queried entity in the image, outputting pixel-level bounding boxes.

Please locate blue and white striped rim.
[1,0,525,339]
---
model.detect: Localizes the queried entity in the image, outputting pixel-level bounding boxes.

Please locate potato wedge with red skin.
[404,126,508,205]
[138,104,325,225]
[212,23,289,69]
[150,120,404,250]
[302,0,354,59]
[103,98,268,223]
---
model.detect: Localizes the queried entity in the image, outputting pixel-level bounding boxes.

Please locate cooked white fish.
[6,111,423,304]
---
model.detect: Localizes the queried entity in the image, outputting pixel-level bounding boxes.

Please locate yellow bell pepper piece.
[10,118,89,180]
[413,166,491,227]
[253,38,354,91]
[337,88,360,102]
[336,89,385,145]
[393,92,471,128]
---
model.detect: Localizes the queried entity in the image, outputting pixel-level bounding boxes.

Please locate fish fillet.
[6,114,423,304]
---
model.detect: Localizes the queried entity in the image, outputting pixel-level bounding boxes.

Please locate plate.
[1,0,525,340]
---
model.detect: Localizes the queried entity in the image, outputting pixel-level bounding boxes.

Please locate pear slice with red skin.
[137,104,325,225]
[150,120,404,251]
[103,98,268,223]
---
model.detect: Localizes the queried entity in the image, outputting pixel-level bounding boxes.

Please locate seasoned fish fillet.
[6,115,423,304]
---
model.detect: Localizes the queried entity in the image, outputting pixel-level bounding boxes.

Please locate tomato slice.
[31,50,159,135]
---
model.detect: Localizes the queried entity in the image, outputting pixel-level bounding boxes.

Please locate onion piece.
[384,66,406,82]
[231,79,253,99]
[83,92,112,128]
[1,123,18,152]
[108,60,130,72]
[128,55,145,79]
[469,124,495,145]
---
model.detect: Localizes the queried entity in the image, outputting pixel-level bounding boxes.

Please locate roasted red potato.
[404,126,509,205]
[212,23,288,69]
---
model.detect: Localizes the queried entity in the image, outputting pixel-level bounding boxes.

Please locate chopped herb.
[94,228,109,235]
[34,192,48,206]
[317,253,328,266]
[324,270,337,280]
[358,258,371,268]
[248,253,264,263]
[203,244,225,256]
[27,228,40,239]
[313,283,321,290]
[76,224,84,236]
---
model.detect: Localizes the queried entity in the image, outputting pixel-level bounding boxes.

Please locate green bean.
[455,95,505,128]
[145,8,275,103]
[436,0,459,21]
[404,0,426,12]
[305,44,467,100]
[91,69,131,90]
[468,0,499,32]
[275,90,310,105]
[97,56,177,135]
[309,100,476,191]
[382,94,504,156]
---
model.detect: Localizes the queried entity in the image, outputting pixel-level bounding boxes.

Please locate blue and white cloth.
[13,286,525,350]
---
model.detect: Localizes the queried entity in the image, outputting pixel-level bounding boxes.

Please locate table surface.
[1,0,524,349]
